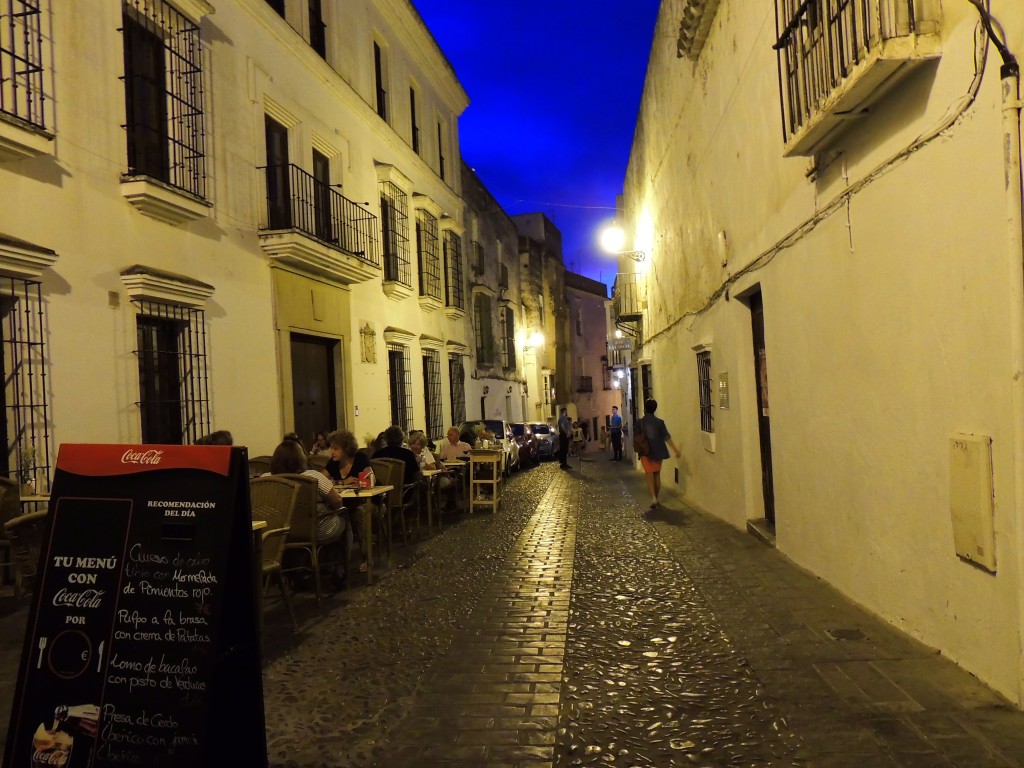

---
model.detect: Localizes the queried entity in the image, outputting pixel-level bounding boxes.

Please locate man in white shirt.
[438,426,472,461]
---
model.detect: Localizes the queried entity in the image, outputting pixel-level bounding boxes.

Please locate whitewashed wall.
[624,0,1024,701]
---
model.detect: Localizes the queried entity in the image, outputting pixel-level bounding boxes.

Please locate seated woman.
[324,429,370,485]
[268,439,349,581]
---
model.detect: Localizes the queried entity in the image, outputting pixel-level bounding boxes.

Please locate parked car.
[458,419,520,474]
[511,423,540,468]
[528,422,556,460]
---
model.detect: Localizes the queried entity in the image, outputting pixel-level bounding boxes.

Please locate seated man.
[439,426,472,461]
[373,425,422,485]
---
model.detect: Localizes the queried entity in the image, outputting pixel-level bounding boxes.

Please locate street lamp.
[600,223,645,262]
[524,331,544,350]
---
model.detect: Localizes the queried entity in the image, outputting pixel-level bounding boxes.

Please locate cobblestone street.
[3,459,1024,766]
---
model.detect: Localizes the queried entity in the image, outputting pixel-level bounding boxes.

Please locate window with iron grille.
[499,263,509,290]
[422,349,442,440]
[380,181,411,285]
[503,306,516,371]
[542,373,551,406]
[443,230,464,310]
[373,41,388,122]
[308,0,326,58]
[448,354,465,425]
[1,0,50,131]
[134,300,211,444]
[121,0,206,199]
[696,350,714,433]
[386,342,413,431]
[416,209,441,300]
[0,277,52,491]
[471,240,485,274]
[473,294,495,367]
[498,307,508,369]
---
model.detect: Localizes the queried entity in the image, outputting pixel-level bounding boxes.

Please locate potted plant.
[18,442,35,496]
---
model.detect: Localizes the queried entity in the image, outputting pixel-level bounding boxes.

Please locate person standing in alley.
[609,405,623,460]
[557,407,572,469]
[638,398,680,508]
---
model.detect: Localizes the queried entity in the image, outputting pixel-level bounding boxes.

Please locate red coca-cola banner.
[56,444,232,478]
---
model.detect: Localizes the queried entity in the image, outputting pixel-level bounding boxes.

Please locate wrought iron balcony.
[774,0,941,156]
[612,272,645,323]
[259,163,381,283]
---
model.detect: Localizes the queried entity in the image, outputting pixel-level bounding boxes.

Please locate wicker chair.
[248,455,273,478]
[249,476,300,630]
[4,510,47,598]
[0,477,20,591]
[371,458,421,545]
[278,473,347,603]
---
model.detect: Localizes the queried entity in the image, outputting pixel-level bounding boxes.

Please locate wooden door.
[291,334,336,449]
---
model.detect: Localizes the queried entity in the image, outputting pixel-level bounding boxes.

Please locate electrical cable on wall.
[642,1,1003,347]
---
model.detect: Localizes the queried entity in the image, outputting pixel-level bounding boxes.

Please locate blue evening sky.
[411,1,661,290]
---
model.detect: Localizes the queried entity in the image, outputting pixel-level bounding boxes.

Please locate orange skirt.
[640,456,663,473]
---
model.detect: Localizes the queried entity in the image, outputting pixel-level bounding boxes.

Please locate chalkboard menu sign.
[2,444,267,768]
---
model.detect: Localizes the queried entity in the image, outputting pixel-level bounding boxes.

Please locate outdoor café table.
[335,484,393,584]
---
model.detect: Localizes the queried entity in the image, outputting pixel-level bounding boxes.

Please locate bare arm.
[667,439,681,459]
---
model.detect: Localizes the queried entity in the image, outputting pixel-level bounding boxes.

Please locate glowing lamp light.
[599,222,645,262]
[600,224,627,254]
[614,329,623,339]
[526,331,545,348]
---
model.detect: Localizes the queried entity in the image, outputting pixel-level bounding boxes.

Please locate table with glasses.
[441,460,469,514]
[335,484,393,584]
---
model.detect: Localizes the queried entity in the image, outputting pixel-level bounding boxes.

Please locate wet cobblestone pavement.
[557,473,802,767]
[4,459,1024,766]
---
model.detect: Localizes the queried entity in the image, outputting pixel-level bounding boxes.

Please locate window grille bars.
[120,0,207,199]
[473,294,494,367]
[386,342,413,431]
[696,351,714,433]
[260,163,381,267]
[422,350,442,440]
[0,0,49,130]
[0,277,50,491]
[416,210,441,300]
[380,181,410,285]
[448,354,465,426]
[133,299,211,445]
[504,306,516,371]
[443,231,464,310]
[498,306,508,369]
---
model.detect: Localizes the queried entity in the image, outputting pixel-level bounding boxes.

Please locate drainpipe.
[1002,61,1024,707]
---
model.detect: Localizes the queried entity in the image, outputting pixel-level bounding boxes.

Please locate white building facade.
[565,272,619,447]
[0,0,470,479]
[621,0,1024,703]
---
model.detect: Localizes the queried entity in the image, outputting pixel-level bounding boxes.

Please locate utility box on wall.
[949,433,996,572]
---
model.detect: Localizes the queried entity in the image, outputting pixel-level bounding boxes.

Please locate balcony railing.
[260,163,380,268]
[612,272,644,322]
[774,0,940,155]
[576,376,593,393]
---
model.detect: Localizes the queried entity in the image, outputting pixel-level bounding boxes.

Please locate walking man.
[557,407,572,469]
[609,405,623,460]
[637,399,681,508]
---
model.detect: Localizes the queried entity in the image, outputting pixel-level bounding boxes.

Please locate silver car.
[528,422,556,459]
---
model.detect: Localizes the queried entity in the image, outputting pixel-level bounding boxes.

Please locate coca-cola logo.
[31,748,69,766]
[121,449,163,465]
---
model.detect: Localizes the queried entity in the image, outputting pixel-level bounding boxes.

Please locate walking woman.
[638,398,681,508]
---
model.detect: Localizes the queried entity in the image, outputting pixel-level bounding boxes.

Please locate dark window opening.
[0,0,49,130]
[387,343,413,431]
[448,354,466,425]
[416,210,441,300]
[380,181,411,285]
[697,350,714,433]
[422,350,442,439]
[409,87,420,154]
[309,0,326,57]
[443,230,464,310]
[373,42,387,122]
